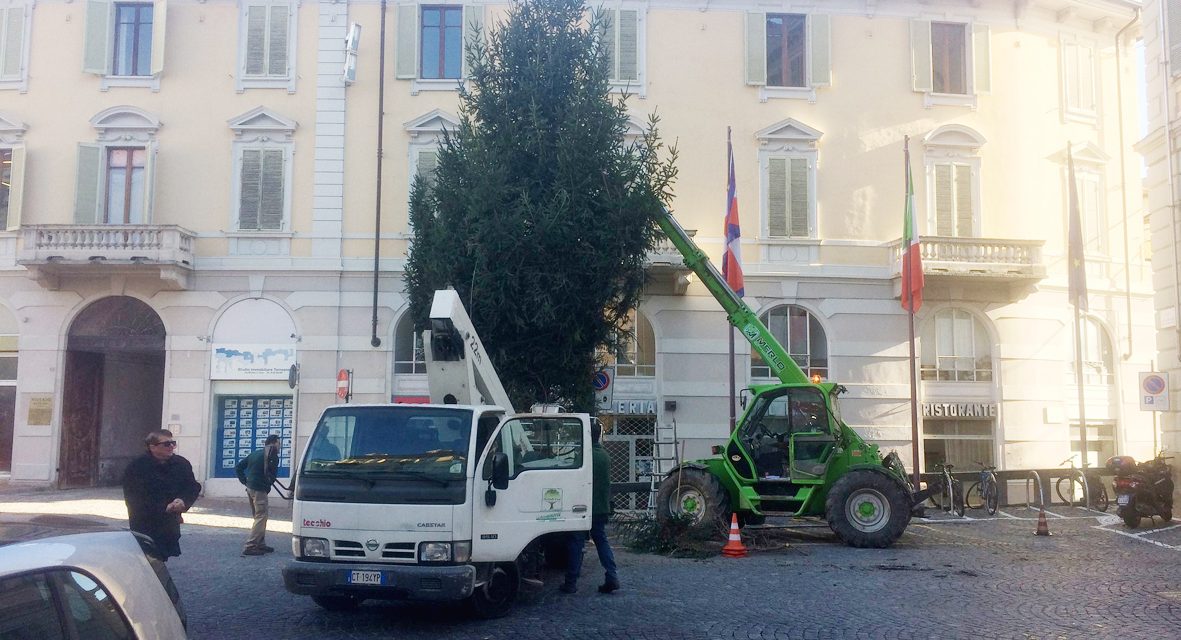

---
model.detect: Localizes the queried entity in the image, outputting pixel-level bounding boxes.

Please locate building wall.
[0,0,1153,496]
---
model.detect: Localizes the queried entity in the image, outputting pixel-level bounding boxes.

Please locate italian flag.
[901,142,924,313]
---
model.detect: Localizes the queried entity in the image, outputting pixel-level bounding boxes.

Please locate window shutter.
[745,12,766,86]
[954,164,972,236]
[259,149,285,230]
[597,9,616,80]
[142,141,158,223]
[1,6,24,79]
[1169,0,1181,74]
[910,20,932,92]
[74,144,103,224]
[5,145,25,231]
[934,163,953,235]
[239,149,262,229]
[83,0,113,75]
[462,5,484,78]
[808,14,830,87]
[768,157,788,236]
[972,23,990,94]
[789,158,809,237]
[417,149,439,189]
[151,0,168,76]
[245,5,267,75]
[395,4,418,79]
[1078,45,1094,111]
[617,9,639,82]
[269,4,290,76]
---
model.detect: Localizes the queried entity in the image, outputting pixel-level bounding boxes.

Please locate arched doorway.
[59,297,165,488]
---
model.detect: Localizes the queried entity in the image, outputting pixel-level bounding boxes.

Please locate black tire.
[1161,508,1173,523]
[467,563,519,619]
[984,481,999,516]
[952,479,965,517]
[1093,485,1109,513]
[965,482,984,510]
[825,470,911,549]
[1054,476,1073,505]
[655,468,730,536]
[1120,507,1140,529]
[311,595,363,611]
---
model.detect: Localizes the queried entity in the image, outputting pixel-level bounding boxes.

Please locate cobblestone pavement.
[4,483,1181,640]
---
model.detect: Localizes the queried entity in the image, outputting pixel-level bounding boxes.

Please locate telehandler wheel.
[467,562,520,619]
[825,470,910,548]
[655,468,730,536]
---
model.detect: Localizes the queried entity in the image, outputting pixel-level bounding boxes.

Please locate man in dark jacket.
[236,434,280,556]
[122,429,202,561]
[561,418,619,594]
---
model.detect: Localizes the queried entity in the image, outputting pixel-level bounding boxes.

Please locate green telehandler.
[653,211,926,548]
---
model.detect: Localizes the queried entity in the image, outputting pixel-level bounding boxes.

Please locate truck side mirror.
[491,452,510,490]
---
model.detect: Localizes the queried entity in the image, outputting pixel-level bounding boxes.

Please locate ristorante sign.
[922,402,998,419]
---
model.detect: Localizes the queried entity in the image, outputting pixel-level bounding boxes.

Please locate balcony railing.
[645,229,694,294]
[17,225,196,289]
[891,236,1046,281]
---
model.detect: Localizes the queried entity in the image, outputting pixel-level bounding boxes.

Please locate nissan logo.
[366,539,379,551]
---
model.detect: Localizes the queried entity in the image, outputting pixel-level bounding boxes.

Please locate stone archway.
[59,296,165,488]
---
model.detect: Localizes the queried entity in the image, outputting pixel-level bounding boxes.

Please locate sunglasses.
[151,441,178,448]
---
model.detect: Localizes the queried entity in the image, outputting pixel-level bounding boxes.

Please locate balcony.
[646,228,695,294]
[17,225,196,290]
[891,236,1046,285]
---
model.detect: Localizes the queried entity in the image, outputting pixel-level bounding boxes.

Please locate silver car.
[0,513,188,639]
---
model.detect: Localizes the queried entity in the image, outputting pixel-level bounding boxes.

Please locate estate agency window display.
[213,394,293,478]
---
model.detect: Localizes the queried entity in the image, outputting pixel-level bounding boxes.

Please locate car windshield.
[302,406,473,480]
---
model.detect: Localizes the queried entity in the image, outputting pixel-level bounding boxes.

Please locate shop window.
[1069,422,1115,469]
[922,419,994,472]
[920,308,992,381]
[394,313,426,374]
[609,310,655,377]
[1074,317,1114,386]
[212,395,293,478]
[751,305,827,379]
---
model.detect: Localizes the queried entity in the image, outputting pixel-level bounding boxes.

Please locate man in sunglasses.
[122,429,202,561]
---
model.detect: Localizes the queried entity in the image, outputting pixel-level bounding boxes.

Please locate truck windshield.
[302,406,473,480]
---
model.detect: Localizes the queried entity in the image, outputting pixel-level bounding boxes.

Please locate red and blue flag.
[722,127,745,297]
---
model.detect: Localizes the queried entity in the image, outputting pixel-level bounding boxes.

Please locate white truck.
[282,290,593,618]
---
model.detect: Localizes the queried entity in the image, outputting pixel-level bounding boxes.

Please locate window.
[482,416,584,480]
[1,146,26,230]
[910,20,989,106]
[923,125,985,238]
[237,1,297,92]
[1075,317,1114,386]
[405,109,460,201]
[394,313,426,374]
[0,570,135,639]
[1062,39,1096,116]
[105,147,147,224]
[1168,0,1181,76]
[0,1,32,91]
[83,0,167,85]
[933,162,973,237]
[920,308,993,382]
[74,105,160,225]
[1075,168,1106,254]
[745,12,830,99]
[751,305,828,380]
[607,310,655,377]
[228,107,296,234]
[1069,422,1115,469]
[395,4,483,90]
[922,419,994,471]
[756,118,821,241]
[594,6,643,93]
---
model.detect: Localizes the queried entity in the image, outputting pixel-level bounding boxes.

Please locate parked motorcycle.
[1107,453,1175,529]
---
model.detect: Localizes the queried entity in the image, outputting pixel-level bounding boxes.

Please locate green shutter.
[74,144,103,224]
[259,149,284,230]
[808,14,830,87]
[789,158,809,237]
[5,145,24,231]
[462,5,484,78]
[1170,0,1181,75]
[269,4,290,76]
[617,9,638,82]
[1,6,24,79]
[245,6,266,75]
[417,150,438,186]
[768,158,788,237]
[141,141,158,223]
[934,163,953,235]
[954,164,972,236]
[598,9,616,81]
[395,4,417,79]
[910,20,932,92]
[151,0,167,76]
[972,23,990,94]
[745,12,766,86]
[83,0,113,75]
[239,149,262,229]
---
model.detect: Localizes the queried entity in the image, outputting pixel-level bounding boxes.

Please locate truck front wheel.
[825,470,910,548]
[467,562,519,619]
[655,468,730,536]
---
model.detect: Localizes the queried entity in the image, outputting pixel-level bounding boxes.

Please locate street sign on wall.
[1139,372,1169,411]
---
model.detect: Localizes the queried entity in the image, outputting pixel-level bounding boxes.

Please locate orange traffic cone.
[721,513,748,558]
[1034,506,1052,536]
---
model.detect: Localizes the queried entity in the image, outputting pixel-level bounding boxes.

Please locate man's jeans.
[245,488,269,550]
[564,514,618,587]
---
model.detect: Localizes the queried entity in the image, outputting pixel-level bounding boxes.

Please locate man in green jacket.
[236,434,279,556]
[561,418,619,594]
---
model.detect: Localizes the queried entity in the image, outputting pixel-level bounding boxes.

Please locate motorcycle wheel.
[1093,486,1109,513]
[1161,508,1172,523]
[1121,507,1140,529]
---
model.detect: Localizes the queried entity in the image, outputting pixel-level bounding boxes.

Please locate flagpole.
[1067,145,1089,468]
[1074,303,1088,467]
[903,135,922,490]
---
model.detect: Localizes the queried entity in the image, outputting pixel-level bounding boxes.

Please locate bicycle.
[964,462,999,515]
[929,463,965,517]
[1055,455,1109,512]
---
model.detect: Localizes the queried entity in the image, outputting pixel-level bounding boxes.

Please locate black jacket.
[122,453,201,559]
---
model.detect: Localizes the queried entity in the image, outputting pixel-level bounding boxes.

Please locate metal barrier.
[919,467,1111,510]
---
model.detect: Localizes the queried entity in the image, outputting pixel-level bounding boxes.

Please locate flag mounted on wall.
[722,127,745,297]
[901,137,924,313]
[1066,147,1088,312]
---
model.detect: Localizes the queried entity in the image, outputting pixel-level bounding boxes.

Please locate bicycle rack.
[1025,470,1045,509]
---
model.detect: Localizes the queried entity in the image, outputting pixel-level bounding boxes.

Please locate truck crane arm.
[656,209,809,385]
[422,288,516,412]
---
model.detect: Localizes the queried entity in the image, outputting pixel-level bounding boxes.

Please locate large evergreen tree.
[404,0,677,412]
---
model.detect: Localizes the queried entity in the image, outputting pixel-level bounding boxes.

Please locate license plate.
[1117,494,1130,506]
[347,570,385,586]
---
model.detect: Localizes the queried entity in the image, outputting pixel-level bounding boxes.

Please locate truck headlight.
[419,542,452,562]
[300,537,329,558]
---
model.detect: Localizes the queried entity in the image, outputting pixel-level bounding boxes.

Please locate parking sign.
[1139,372,1169,411]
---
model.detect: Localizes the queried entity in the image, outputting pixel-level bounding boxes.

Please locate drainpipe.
[370,0,388,349]
[1115,9,1140,360]
[1162,0,1181,361]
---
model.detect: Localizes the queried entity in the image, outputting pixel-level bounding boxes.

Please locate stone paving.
[4,482,1181,640]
